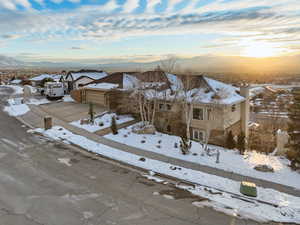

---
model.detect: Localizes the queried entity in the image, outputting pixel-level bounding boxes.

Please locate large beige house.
[72,71,250,146]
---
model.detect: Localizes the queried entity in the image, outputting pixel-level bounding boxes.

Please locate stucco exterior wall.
[222,103,241,129]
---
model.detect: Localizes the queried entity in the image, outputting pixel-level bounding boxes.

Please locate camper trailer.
[44,82,64,100]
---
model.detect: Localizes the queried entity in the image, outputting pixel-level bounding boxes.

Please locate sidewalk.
[20,104,300,197]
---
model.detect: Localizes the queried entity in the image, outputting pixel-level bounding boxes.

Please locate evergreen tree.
[237,132,246,155]
[88,103,95,123]
[288,87,300,169]
[226,131,236,149]
[111,116,118,135]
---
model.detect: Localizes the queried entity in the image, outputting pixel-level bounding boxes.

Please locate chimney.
[240,84,250,139]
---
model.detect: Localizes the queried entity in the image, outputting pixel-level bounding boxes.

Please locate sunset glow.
[242,42,285,58]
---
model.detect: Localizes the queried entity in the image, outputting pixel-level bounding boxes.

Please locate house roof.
[145,74,245,105]
[67,70,108,81]
[10,79,22,84]
[84,71,246,105]
[29,74,61,82]
[85,83,119,90]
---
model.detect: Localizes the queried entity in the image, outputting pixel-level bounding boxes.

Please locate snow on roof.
[202,77,245,104]
[10,79,22,84]
[123,74,139,90]
[70,72,108,81]
[166,73,183,90]
[86,82,119,90]
[30,74,61,81]
[250,87,265,98]
[122,73,245,105]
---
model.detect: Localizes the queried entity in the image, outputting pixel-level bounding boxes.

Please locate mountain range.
[1,54,300,74]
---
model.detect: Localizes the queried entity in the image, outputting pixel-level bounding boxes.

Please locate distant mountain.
[1,54,300,74]
[0,55,26,67]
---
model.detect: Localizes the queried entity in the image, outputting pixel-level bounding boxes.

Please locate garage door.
[85,90,107,106]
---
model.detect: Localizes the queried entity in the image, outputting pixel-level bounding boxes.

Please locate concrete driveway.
[39,101,107,123]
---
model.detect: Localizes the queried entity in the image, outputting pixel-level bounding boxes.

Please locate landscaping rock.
[80,119,90,125]
[254,164,274,173]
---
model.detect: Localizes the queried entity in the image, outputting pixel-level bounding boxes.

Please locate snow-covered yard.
[3,97,51,117]
[0,85,24,95]
[70,113,134,133]
[105,123,300,190]
[32,126,300,223]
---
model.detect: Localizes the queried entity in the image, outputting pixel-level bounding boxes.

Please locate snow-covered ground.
[70,113,134,133]
[105,124,300,190]
[32,126,300,223]
[4,102,30,116]
[0,85,24,94]
[3,97,51,117]
[63,95,75,102]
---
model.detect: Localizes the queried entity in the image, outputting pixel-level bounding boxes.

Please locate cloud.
[146,0,162,13]
[0,0,300,57]
[123,0,140,13]
[0,0,32,10]
[166,0,183,12]
[1,34,21,39]
[70,46,85,50]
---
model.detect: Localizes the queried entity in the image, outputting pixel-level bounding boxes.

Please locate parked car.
[44,82,64,100]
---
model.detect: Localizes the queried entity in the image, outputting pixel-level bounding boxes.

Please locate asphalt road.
[0,87,282,225]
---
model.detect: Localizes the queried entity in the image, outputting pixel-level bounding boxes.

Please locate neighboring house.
[65,70,108,92]
[10,79,22,85]
[29,74,62,87]
[75,71,249,146]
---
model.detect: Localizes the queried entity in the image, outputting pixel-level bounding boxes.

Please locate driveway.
[39,101,107,123]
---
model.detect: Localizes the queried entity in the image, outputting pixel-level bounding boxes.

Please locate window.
[159,104,164,110]
[207,108,212,120]
[193,108,204,120]
[193,129,205,142]
[166,104,172,111]
[231,104,236,112]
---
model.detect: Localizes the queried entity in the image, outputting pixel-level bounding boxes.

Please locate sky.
[0,0,300,63]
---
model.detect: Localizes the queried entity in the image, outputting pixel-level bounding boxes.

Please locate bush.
[226,131,236,149]
[111,116,118,135]
[286,150,299,161]
[88,103,95,123]
[237,132,246,155]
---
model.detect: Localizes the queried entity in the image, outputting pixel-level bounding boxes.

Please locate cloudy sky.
[0,0,300,63]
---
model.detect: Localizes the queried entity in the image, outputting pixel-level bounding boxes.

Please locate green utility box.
[240,181,257,197]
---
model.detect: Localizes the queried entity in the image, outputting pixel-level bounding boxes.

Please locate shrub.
[286,150,298,161]
[237,132,246,155]
[226,131,236,149]
[88,103,95,123]
[111,116,118,135]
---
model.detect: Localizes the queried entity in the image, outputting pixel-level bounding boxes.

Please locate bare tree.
[130,71,163,127]
[179,74,196,140]
[159,57,178,74]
